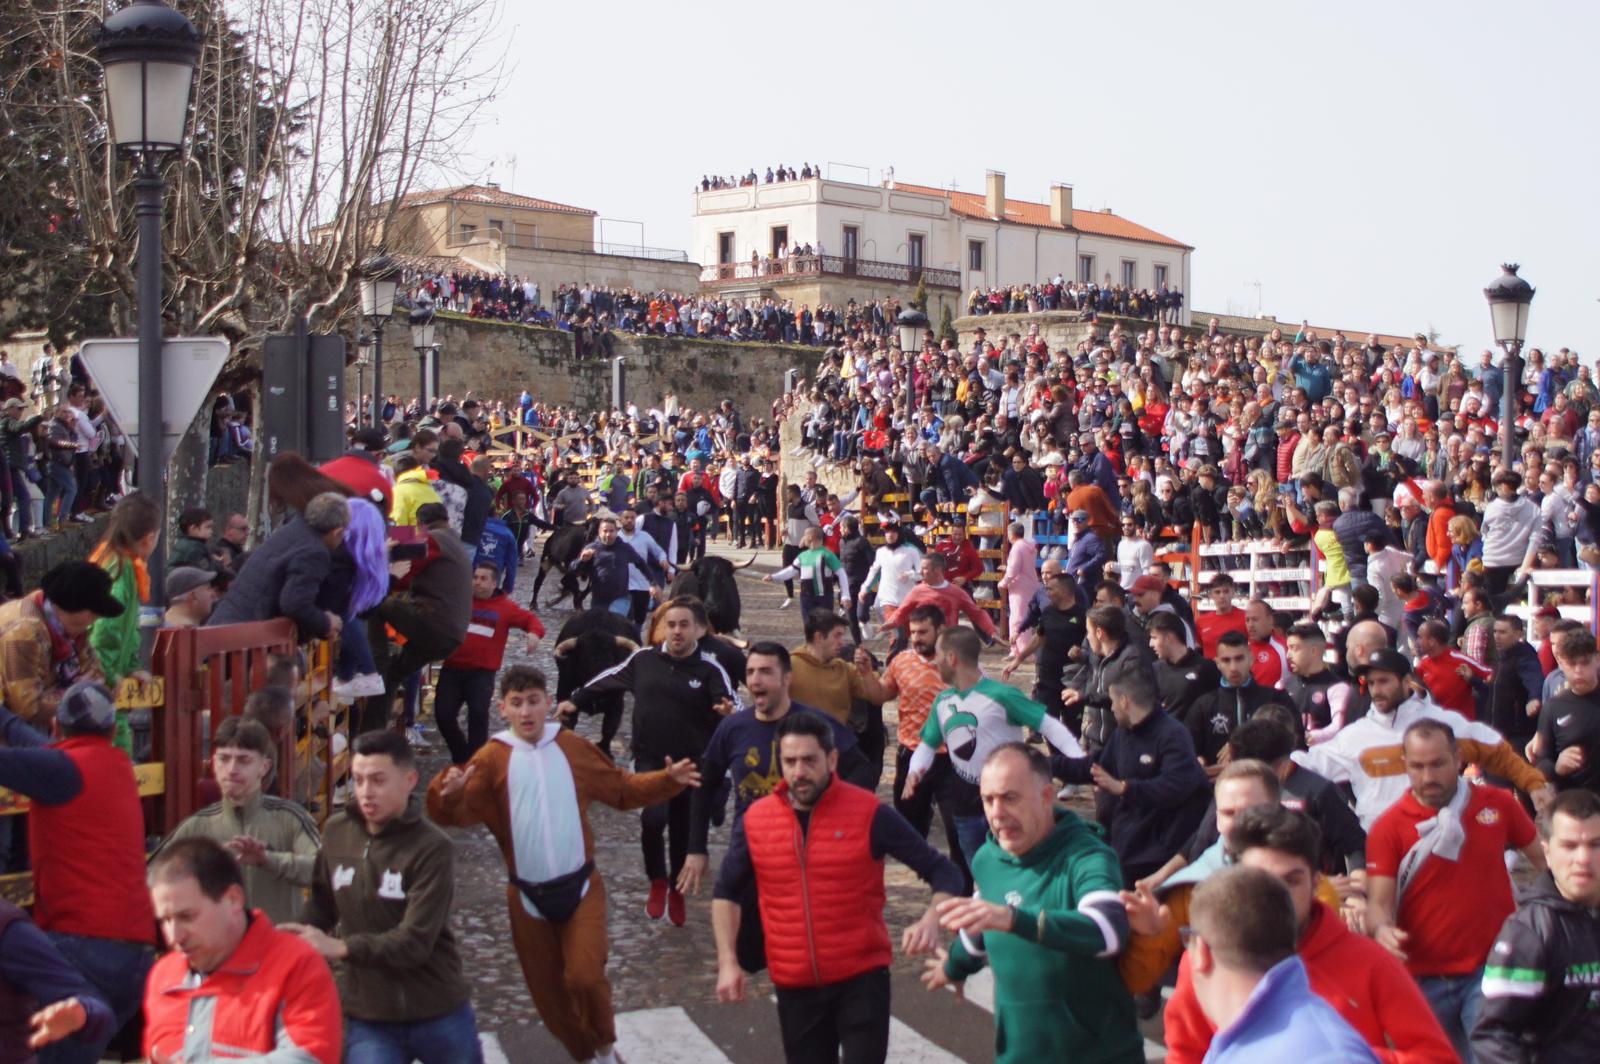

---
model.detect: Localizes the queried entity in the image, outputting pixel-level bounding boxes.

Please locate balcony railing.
[445,227,689,262]
[699,255,959,289]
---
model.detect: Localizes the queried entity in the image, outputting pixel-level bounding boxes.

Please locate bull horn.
[553,638,578,659]
[733,553,759,570]
[614,636,640,653]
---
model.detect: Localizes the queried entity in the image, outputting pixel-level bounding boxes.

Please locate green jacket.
[945,809,1142,1064]
[87,556,140,755]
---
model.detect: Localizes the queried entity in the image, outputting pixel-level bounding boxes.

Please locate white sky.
[458,0,1596,356]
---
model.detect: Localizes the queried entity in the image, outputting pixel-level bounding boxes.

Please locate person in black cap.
[319,425,393,510]
[0,561,121,727]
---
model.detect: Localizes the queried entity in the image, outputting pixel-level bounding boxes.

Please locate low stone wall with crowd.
[364,314,824,414]
[952,310,1173,351]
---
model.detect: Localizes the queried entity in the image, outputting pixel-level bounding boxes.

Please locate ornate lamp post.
[896,306,931,422]
[360,256,400,426]
[1483,264,1535,470]
[411,316,437,411]
[96,0,200,506]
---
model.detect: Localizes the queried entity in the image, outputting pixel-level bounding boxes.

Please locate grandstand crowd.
[0,298,1598,1064]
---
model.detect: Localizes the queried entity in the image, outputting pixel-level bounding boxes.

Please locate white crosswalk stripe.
[615,1006,738,1064]
[478,1032,511,1064]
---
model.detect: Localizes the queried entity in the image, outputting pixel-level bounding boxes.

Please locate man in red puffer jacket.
[710,712,963,1063]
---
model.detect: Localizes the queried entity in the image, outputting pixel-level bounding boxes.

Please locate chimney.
[1049,183,1073,227]
[985,170,1005,220]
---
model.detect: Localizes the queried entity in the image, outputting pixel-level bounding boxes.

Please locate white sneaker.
[332,673,385,704]
[71,513,94,523]
[779,598,793,609]
[406,724,428,748]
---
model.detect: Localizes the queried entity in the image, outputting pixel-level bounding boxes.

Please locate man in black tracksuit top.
[560,598,738,917]
[1183,630,1294,768]
[1148,612,1220,724]
[1484,618,1544,759]
[1007,574,1087,718]
[1472,791,1600,1064]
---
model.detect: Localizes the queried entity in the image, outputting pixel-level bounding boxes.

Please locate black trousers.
[634,752,691,882]
[629,589,652,626]
[892,745,973,892]
[370,597,463,730]
[736,882,767,974]
[735,502,759,545]
[781,543,801,597]
[775,966,891,1064]
[434,667,495,765]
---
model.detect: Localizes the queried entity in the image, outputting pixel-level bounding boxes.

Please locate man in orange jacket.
[144,838,340,1064]
[1151,805,1456,1064]
[1424,481,1456,572]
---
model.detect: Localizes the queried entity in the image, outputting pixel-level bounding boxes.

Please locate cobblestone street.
[416,538,1162,1062]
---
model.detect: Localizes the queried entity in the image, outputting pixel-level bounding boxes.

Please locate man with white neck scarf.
[1362,717,1546,1062]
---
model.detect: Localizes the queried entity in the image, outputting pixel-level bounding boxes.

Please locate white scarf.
[1396,779,1472,912]
[496,727,586,920]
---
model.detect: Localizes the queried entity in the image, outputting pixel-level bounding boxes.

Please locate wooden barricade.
[1506,569,1600,633]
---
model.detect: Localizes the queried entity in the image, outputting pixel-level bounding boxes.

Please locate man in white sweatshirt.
[1292,648,1552,830]
[861,517,922,622]
[1479,470,1540,595]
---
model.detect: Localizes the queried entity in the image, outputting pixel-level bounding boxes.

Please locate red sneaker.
[667,888,687,927]
[646,879,669,920]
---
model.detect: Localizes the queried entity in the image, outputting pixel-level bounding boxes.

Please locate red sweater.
[1414,647,1491,720]
[934,538,984,585]
[441,593,544,671]
[883,582,998,639]
[1163,901,1457,1064]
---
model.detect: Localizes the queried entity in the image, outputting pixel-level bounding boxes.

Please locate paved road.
[418,538,1168,1062]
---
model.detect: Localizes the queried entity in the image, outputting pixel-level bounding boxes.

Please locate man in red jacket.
[0,680,156,1064]
[1158,804,1457,1064]
[933,520,984,590]
[710,712,962,1063]
[434,560,545,765]
[144,838,340,1064]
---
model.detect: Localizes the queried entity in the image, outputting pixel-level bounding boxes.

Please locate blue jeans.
[346,1001,484,1064]
[38,933,153,1064]
[606,595,631,616]
[336,609,379,680]
[42,461,75,527]
[1420,968,1483,1063]
[954,813,989,867]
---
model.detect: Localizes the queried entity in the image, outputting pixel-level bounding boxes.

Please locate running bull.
[531,520,596,608]
[667,553,757,640]
[551,609,639,756]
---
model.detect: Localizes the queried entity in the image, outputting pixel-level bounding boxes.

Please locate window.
[842,225,859,261]
[1122,260,1137,287]
[457,223,477,242]
[487,217,505,239]
[718,232,735,264]
[908,233,925,269]
[968,240,985,272]
[1154,264,1168,288]
[1078,254,1095,284]
[771,225,789,257]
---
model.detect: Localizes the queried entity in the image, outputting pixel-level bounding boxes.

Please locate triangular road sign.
[78,337,231,466]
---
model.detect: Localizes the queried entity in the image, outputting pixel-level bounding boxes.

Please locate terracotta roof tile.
[396,183,596,216]
[892,182,1190,249]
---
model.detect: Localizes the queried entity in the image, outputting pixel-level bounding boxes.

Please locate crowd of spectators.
[967,278,1184,323]
[698,163,823,190]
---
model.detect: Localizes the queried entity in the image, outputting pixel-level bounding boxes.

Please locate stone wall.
[953,310,1100,352]
[365,315,823,416]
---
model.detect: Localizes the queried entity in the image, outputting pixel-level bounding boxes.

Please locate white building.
[691,170,1193,323]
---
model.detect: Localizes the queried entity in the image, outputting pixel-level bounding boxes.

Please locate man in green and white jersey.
[903,627,1083,865]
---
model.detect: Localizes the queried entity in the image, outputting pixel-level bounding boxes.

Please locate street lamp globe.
[411,320,436,352]
[97,0,201,155]
[360,255,401,322]
[1483,263,1535,349]
[896,307,931,355]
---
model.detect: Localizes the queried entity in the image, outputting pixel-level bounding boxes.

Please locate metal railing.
[699,255,959,289]
[445,227,690,262]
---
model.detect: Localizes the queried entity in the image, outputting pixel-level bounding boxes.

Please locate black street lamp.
[411,316,437,411]
[1484,264,1535,470]
[895,306,931,421]
[360,256,400,427]
[97,0,200,601]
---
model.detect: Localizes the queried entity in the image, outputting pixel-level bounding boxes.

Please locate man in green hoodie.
[924,741,1143,1063]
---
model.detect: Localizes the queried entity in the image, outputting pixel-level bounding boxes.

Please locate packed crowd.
[4,297,1600,1064]
[400,268,905,352]
[699,164,824,190]
[966,278,1184,323]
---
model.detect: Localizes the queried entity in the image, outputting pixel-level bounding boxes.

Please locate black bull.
[531,521,597,607]
[667,554,757,636]
[551,609,640,753]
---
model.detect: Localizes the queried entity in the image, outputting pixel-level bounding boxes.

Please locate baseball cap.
[1364,648,1412,679]
[57,681,116,733]
[165,566,217,601]
[39,561,124,618]
[1131,574,1166,596]
[1070,509,1091,524]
